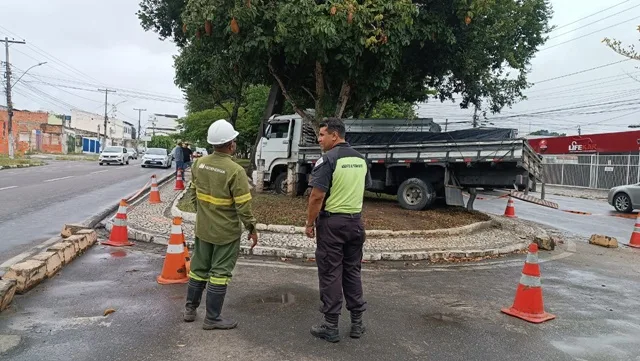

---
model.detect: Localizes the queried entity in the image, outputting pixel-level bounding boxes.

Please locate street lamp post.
[4,60,47,159]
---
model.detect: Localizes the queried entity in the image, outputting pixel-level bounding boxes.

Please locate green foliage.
[603,25,640,60]
[529,129,566,137]
[139,0,553,124]
[147,135,175,151]
[368,101,416,119]
[177,85,270,155]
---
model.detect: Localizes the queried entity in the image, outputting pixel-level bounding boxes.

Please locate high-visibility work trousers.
[188,237,241,285]
[315,214,368,316]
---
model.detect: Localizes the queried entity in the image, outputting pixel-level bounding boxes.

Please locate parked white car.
[126,148,138,160]
[141,148,173,169]
[99,146,130,166]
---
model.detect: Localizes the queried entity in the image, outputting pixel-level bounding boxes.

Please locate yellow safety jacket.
[189,152,256,245]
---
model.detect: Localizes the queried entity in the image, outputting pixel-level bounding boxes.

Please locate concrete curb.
[95,172,175,229]
[170,184,195,223]
[237,241,529,262]
[0,163,44,171]
[0,228,98,311]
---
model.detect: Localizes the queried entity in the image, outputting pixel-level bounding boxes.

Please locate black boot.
[184,279,206,322]
[310,314,340,343]
[203,283,238,330]
[350,311,365,339]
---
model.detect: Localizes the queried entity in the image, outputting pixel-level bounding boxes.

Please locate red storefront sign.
[528,130,640,154]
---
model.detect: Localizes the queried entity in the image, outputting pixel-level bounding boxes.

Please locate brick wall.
[0,109,50,155]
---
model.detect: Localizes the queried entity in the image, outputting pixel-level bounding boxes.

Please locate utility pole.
[444,118,449,132]
[577,125,582,136]
[133,108,146,142]
[98,88,115,147]
[4,37,26,159]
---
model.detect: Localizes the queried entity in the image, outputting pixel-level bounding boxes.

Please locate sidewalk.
[120,180,551,261]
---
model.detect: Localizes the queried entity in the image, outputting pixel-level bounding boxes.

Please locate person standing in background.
[183,142,193,170]
[172,142,184,176]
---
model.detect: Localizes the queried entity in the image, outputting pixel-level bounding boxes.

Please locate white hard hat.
[207,119,239,145]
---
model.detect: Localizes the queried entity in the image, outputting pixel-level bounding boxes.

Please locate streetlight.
[7,61,46,159]
[11,61,47,87]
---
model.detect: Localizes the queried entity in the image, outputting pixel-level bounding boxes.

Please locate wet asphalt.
[471,191,636,245]
[1,238,638,361]
[0,160,173,265]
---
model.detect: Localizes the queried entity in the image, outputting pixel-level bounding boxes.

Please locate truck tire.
[397,178,436,211]
[274,172,288,195]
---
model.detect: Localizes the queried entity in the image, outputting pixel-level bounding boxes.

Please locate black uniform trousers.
[315,212,367,316]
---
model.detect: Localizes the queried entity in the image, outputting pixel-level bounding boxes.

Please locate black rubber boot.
[310,314,340,343]
[184,279,206,322]
[203,284,238,330]
[350,311,365,339]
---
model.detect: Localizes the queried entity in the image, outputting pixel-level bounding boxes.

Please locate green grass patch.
[234,158,250,169]
[55,155,99,161]
[0,156,43,167]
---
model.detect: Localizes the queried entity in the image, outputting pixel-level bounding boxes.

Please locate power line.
[552,0,633,31]
[540,15,640,51]
[548,3,640,40]
[532,59,631,84]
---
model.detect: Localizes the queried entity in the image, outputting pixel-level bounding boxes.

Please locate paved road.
[472,191,636,245]
[0,160,173,265]
[1,238,638,361]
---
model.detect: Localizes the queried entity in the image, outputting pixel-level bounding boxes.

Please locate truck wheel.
[274,173,288,195]
[397,178,436,211]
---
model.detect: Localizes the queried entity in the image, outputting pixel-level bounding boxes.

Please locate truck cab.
[254,115,303,193]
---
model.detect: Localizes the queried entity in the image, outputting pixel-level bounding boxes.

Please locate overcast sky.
[1,0,639,136]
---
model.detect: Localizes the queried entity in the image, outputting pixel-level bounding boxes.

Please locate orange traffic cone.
[102,199,133,247]
[149,174,161,204]
[183,240,191,275]
[503,196,517,218]
[628,213,640,248]
[157,217,189,285]
[174,169,185,190]
[501,243,555,323]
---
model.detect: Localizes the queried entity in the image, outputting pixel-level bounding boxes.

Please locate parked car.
[126,148,138,160]
[608,183,640,213]
[141,148,173,169]
[99,146,130,166]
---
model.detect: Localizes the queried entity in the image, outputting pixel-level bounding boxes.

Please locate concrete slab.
[31,251,63,278]
[0,279,17,311]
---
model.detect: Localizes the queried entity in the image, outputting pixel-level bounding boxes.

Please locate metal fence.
[543,154,640,190]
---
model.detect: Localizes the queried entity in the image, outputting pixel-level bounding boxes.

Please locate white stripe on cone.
[113,218,127,227]
[171,225,182,234]
[519,274,541,287]
[117,206,127,214]
[166,244,184,254]
[526,253,539,264]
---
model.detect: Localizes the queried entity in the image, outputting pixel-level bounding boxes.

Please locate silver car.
[608,184,640,213]
[141,148,172,169]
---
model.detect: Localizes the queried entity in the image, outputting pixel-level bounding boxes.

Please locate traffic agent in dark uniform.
[305,117,372,343]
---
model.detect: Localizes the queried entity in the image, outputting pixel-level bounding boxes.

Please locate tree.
[139,0,553,128]
[147,135,175,151]
[603,25,640,60]
[529,129,566,137]
[368,101,416,119]
[177,85,270,156]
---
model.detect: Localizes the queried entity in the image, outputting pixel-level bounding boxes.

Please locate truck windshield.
[268,122,289,138]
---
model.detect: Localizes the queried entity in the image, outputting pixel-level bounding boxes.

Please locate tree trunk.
[335,81,351,118]
[268,57,314,126]
[315,61,325,122]
[248,82,283,176]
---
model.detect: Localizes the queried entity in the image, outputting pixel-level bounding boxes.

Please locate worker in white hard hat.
[183,119,258,330]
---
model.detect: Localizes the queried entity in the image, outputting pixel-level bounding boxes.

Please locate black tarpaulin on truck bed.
[345,128,517,146]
